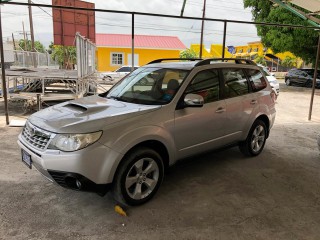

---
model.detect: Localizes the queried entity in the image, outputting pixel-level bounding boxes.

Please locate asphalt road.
[0,85,320,240]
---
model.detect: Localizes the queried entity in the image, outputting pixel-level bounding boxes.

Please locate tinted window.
[222,68,249,98]
[247,69,267,92]
[186,69,220,103]
[116,67,131,72]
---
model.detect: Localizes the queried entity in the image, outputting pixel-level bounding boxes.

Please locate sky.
[1,0,260,49]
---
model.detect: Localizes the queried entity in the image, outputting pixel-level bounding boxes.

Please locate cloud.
[1,0,259,48]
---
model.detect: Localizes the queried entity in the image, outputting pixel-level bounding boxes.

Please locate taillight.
[270,91,276,102]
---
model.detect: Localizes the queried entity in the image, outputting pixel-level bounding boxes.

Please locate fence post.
[36,93,41,111]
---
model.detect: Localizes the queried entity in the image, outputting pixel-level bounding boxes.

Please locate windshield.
[303,69,320,78]
[106,67,190,105]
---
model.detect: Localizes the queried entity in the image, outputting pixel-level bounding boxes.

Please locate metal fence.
[76,33,96,78]
[11,50,59,68]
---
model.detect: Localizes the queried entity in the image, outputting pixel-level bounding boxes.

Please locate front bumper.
[47,170,112,195]
[18,134,123,194]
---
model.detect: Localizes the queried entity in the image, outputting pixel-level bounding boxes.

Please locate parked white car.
[100,66,139,82]
[259,65,280,99]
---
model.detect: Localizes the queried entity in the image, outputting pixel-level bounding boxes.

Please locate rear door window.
[185,69,220,103]
[222,68,249,98]
[246,69,267,92]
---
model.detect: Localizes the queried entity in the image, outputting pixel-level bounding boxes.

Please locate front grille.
[22,122,52,150]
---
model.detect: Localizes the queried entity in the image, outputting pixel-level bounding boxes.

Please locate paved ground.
[0,84,320,240]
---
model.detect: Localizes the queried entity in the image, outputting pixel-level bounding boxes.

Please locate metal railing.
[11,50,59,68]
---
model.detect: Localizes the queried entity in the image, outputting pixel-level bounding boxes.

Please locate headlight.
[48,131,102,152]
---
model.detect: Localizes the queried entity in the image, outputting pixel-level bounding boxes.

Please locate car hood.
[28,95,161,133]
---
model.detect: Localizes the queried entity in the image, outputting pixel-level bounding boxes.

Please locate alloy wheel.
[251,125,266,153]
[125,158,159,200]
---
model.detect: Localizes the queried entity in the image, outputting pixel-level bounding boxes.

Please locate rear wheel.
[112,147,164,206]
[239,120,267,157]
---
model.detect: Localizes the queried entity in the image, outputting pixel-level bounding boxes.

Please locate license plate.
[21,149,32,169]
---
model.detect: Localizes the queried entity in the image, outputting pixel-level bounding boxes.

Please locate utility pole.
[180,0,187,17]
[12,33,18,62]
[199,0,206,58]
[22,21,27,51]
[28,0,36,67]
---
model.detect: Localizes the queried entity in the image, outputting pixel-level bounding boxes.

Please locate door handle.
[215,107,226,113]
[250,100,257,105]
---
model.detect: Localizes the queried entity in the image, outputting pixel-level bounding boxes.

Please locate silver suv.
[18,58,276,206]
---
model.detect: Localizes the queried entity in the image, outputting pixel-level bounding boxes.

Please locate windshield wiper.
[107,95,127,102]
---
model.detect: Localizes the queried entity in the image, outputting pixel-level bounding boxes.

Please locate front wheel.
[285,78,291,86]
[239,120,267,157]
[112,147,164,206]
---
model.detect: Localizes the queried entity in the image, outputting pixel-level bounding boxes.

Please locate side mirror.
[184,93,204,107]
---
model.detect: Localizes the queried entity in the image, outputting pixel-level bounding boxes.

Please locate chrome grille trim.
[22,121,52,150]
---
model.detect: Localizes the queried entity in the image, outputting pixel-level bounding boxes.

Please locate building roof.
[96,33,186,50]
[290,0,320,15]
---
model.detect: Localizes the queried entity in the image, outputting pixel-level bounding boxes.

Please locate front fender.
[99,125,176,184]
[112,125,176,163]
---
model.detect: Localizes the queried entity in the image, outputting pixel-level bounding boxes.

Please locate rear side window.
[186,69,220,103]
[222,68,249,98]
[247,69,267,92]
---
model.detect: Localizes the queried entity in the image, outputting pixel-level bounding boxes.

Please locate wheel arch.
[256,114,270,138]
[111,140,170,183]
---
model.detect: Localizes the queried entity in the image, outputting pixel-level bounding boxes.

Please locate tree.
[180,48,197,59]
[254,55,267,66]
[49,42,76,69]
[281,56,298,68]
[18,39,45,53]
[243,0,319,65]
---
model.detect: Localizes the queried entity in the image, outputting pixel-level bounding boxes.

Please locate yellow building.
[234,41,296,61]
[190,44,212,58]
[190,44,232,58]
[96,33,186,72]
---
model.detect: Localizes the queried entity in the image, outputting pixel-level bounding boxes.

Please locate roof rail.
[148,58,202,64]
[195,58,256,67]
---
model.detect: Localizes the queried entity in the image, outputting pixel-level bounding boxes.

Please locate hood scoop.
[64,103,88,112]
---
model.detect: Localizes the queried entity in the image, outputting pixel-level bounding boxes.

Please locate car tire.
[285,79,291,86]
[239,119,267,157]
[306,81,313,88]
[112,147,164,206]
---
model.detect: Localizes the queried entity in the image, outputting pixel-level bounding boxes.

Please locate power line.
[95,16,258,37]
[95,21,260,38]
[31,0,52,17]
